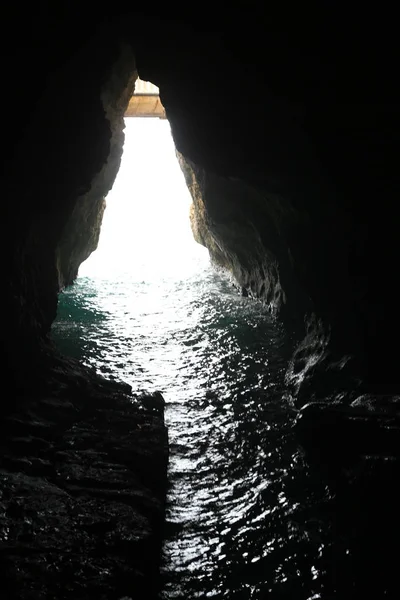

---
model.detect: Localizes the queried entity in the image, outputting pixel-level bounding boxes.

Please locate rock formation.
[0,354,168,599]
[1,4,400,598]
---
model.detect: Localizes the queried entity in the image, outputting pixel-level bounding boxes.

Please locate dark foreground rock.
[295,397,400,464]
[0,353,168,600]
[292,398,400,597]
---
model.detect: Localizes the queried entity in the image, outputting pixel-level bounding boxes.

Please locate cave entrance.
[53,77,211,369]
[50,78,300,600]
[79,77,207,280]
[125,76,166,118]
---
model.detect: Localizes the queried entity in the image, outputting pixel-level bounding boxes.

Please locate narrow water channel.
[51,118,365,599]
[52,255,331,599]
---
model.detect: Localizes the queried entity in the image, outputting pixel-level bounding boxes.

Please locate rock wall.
[178,151,308,317]
[178,150,364,404]
[134,13,399,398]
[2,20,137,371]
[56,42,137,288]
[0,354,168,599]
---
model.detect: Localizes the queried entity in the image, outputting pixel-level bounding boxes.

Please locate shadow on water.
[53,278,111,363]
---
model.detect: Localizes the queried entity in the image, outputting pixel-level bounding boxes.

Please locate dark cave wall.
[56,42,137,289]
[1,6,399,398]
[134,15,399,395]
[177,145,363,404]
[178,151,308,318]
[2,20,137,368]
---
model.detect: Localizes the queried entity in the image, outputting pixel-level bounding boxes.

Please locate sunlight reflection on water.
[51,118,342,599]
[53,258,336,599]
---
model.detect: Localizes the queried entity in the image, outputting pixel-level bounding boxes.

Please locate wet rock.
[350,393,400,414]
[138,391,166,414]
[295,400,400,463]
[0,357,168,600]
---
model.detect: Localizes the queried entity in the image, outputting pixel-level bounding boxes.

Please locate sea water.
[52,119,349,599]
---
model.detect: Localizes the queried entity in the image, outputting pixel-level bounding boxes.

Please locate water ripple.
[52,257,342,599]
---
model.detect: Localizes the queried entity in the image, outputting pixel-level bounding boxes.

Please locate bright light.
[79,118,207,280]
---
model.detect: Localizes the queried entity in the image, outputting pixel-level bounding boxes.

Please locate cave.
[1,5,400,599]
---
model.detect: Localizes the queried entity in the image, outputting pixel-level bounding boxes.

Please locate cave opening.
[3,10,400,598]
[47,65,400,598]
[78,117,208,281]
[50,81,304,600]
[52,76,212,371]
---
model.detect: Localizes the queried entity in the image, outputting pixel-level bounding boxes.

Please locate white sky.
[79,118,206,278]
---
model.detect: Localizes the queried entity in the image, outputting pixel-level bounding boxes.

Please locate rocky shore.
[0,352,168,600]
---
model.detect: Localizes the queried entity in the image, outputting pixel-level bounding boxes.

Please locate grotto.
[1,4,400,599]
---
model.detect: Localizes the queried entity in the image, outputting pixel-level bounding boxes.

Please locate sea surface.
[52,254,347,600]
[51,118,358,599]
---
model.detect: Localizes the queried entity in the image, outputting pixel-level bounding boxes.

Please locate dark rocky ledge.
[0,352,168,600]
[295,396,400,464]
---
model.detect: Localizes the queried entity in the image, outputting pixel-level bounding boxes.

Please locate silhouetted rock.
[0,356,168,599]
[295,400,400,463]
[138,391,166,413]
